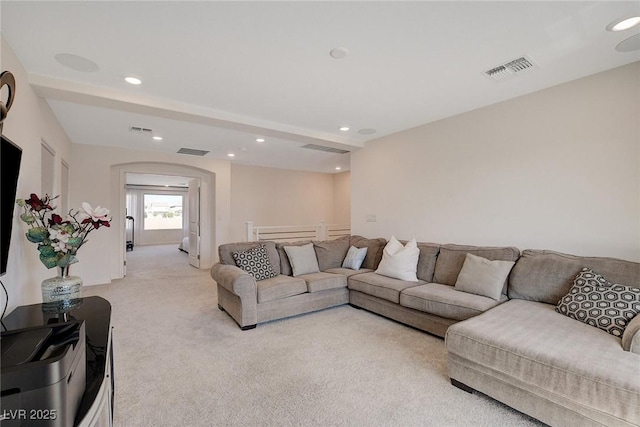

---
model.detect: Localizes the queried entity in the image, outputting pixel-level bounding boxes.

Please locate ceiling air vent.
[485,56,536,82]
[177,148,209,156]
[129,126,153,133]
[301,144,349,154]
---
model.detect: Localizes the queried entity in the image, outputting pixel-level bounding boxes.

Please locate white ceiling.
[2,1,639,173]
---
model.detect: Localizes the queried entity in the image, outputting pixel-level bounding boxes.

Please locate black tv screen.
[1,135,22,276]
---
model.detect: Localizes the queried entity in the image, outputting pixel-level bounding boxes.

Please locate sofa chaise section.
[446,249,640,427]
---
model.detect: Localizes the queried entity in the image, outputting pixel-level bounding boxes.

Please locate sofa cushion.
[416,242,440,282]
[284,243,320,277]
[445,299,640,426]
[375,237,420,282]
[219,241,281,275]
[314,236,350,271]
[276,241,312,276]
[509,249,640,305]
[399,240,440,282]
[324,267,373,278]
[257,275,307,303]
[556,267,640,337]
[232,244,278,281]
[433,244,520,292]
[350,236,387,270]
[454,253,516,301]
[400,283,506,321]
[299,272,347,293]
[348,272,425,304]
[342,246,368,270]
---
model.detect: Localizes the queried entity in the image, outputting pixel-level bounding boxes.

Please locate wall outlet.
[366,214,377,223]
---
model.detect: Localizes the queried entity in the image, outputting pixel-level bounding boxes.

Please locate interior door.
[188,179,200,268]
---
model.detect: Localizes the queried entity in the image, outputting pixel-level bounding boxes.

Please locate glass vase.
[41,265,83,306]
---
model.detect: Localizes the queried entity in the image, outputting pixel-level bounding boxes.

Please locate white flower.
[80,202,110,222]
[52,240,68,253]
[49,228,70,243]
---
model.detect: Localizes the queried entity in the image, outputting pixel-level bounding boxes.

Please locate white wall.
[1,35,75,311]
[352,62,640,262]
[333,171,351,225]
[230,164,341,241]
[70,143,231,286]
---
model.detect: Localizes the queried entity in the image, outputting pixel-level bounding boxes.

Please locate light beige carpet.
[83,244,544,427]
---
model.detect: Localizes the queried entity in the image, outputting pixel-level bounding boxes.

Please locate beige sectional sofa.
[210,236,640,426]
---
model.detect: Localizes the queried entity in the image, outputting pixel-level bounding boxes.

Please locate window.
[143,194,183,230]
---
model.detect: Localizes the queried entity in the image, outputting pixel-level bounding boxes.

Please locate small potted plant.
[16,193,111,304]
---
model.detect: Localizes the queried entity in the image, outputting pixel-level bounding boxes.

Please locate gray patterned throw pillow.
[556,267,640,337]
[232,244,278,281]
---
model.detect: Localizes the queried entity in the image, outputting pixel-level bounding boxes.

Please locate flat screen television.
[1,134,22,276]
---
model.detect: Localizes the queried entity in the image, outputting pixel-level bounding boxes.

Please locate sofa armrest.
[211,263,256,297]
[622,314,640,354]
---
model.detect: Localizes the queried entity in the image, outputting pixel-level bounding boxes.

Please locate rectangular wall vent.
[129,126,153,133]
[301,144,349,154]
[177,148,209,156]
[485,56,536,81]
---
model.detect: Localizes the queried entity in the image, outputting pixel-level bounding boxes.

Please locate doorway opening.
[110,162,215,281]
[124,173,201,271]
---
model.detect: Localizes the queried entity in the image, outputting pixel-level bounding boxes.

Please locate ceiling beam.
[29,74,364,152]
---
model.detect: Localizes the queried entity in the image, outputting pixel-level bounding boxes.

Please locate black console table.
[2,296,114,426]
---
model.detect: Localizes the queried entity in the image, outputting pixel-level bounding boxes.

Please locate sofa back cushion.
[416,242,441,282]
[350,236,387,270]
[399,240,440,282]
[433,244,520,293]
[509,249,640,305]
[276,241,313,276]
[314,236,350,271]
[218,241,281,275]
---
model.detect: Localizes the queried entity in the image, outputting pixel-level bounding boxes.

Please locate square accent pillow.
[454,253,515,300]
[342,246,368,270]
[232,244,278,281]
[284,243,320,277]
[556,267,640,337]
[375,236,419,282]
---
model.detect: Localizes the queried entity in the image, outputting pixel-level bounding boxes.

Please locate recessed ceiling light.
[152,136,163,141]
[607,16,640,31]
[125,76,142,85]
[256,138,265,143]
[164,185,169,187]
[339,126,350,132]
[227,153,235,157]
[335,166,342,171]
[329,47,349,59]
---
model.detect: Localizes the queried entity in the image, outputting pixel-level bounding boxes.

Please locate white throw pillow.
[375,236,419,282]
[342,246,368,270]
[454,253,515,300]
[284,243,320,277]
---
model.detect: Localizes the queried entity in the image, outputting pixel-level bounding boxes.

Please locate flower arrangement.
[16,194,111,270]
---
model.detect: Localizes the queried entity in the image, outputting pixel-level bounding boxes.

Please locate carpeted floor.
[83,244,545,427]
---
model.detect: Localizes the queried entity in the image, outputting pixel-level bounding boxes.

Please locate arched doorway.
[110,162,216,280]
